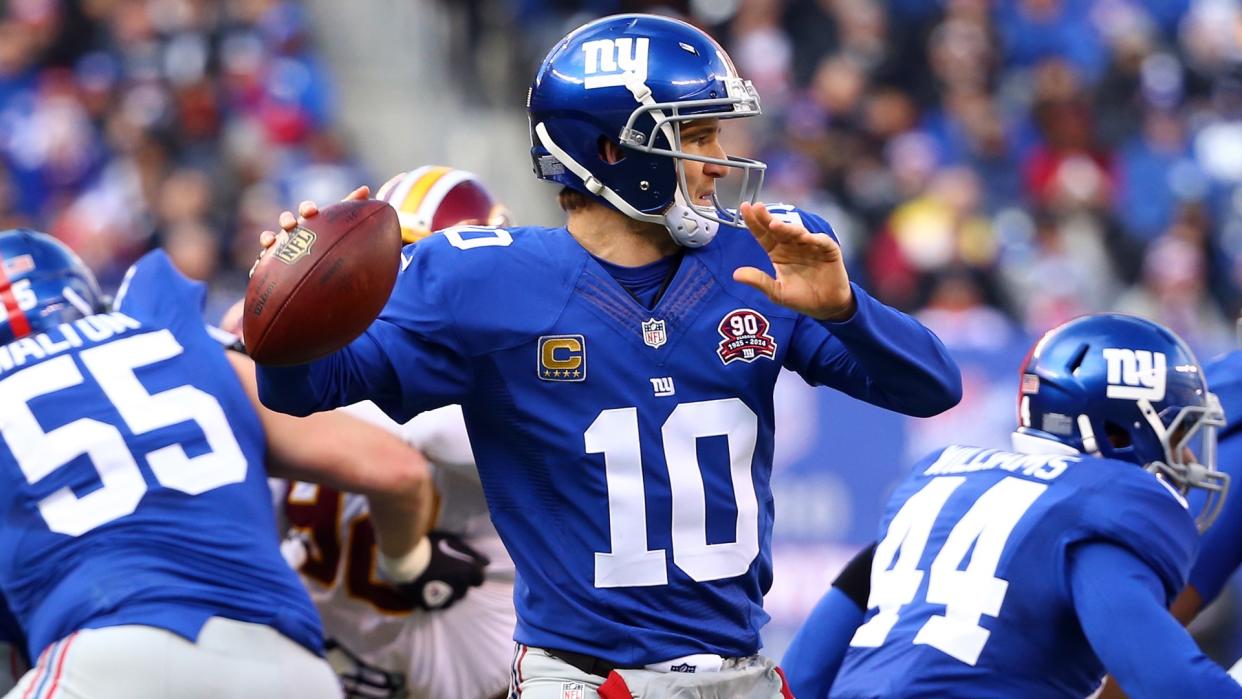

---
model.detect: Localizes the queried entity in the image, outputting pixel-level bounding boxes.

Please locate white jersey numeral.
[850,476,963,648]
[11,279,35,311]
[0,330,248,535]
[851,475,1048,665]
[443,226,512,250]
[585,398,760,588]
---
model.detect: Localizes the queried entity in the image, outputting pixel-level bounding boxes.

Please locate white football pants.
[4,616,340,699]
[508,645,791,699]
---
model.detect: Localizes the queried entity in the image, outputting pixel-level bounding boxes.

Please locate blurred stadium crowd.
[7,0,1242,666]
[6,0,1242,352]
[457,0,1242,359]
[0,0,364,322]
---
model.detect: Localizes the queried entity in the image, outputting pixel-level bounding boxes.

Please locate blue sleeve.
[783,284,962,417]
[256,239,473,420]
[1188,427,1242,605]
[1074,467,1200,602]
[1070,540,1242,699]
[1190,352,1242,604]
[782,587,863,699]
[781,542,875,699]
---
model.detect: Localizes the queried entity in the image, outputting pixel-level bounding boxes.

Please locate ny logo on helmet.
[1102,348,1167,402]
[582,37,649,89]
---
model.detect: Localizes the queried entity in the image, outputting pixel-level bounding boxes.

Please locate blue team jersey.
[1190,350,1242,604]
[0,251,322,660]
[257,209,961,664]
[831,444,1198,698]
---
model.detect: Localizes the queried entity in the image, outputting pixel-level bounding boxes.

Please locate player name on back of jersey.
[923,445,1076,481]
[0,312,142,375]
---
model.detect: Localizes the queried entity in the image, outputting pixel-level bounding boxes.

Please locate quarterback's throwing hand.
[252,184,373,274]
[732,202,856,321]
[385,531,489,611]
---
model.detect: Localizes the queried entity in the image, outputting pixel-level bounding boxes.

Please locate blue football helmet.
[0,229,105,345]
[1017,313,1228,529]
[528,14,766,247]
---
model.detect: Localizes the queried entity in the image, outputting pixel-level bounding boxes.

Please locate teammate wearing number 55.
[0,230,430,699]
[255,14,961,698]
[795,314,1241,699]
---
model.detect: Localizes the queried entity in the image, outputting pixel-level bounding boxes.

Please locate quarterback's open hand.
[251,184,373,276]
[732,202,856,321]
[389,531,488,611]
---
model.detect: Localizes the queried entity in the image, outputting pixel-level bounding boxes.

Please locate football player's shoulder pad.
[115,249,208,334]
[1068,455,1199,600]
[393,225,582,355]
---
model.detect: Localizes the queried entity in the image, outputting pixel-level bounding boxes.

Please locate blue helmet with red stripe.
[0,229,104,344]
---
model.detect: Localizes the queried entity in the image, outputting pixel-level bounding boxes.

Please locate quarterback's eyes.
[683,128,718,147]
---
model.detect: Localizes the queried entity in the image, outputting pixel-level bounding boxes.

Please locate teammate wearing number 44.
[0,229,434,699]
[783,314,1242,699]
[255,14,961,699]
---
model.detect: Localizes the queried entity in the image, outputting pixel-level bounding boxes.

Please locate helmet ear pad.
[537,113,678,215]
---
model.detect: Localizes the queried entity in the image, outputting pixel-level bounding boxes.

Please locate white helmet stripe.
[382,165,437,210]
[63,286,94,316]
[1076,414,1099,455]
[416,169,476,230]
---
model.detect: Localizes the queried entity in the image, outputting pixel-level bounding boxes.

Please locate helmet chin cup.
[663,203,718,248]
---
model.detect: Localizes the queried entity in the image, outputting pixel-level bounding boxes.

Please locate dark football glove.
[324,638,408,699]
[391,531,488,611]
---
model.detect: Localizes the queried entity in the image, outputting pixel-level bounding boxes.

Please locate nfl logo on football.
[642,318,667,349]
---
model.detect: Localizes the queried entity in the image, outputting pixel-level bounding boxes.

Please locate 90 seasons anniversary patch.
[717,309,776,365]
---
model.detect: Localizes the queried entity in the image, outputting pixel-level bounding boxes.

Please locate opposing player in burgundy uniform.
[256,167,516,699]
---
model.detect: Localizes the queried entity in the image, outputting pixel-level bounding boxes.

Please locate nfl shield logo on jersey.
[642,318,667,349]
[560,682,586,699]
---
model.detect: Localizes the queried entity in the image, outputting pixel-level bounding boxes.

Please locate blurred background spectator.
[8,0,1242,357]
[8,0,1242,661]
[0,0,351,320]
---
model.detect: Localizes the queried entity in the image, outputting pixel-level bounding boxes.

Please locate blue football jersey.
[257,209,961,664]
[831,444,1198,698]
[0,250,322,660]
[1190,350,1242,604]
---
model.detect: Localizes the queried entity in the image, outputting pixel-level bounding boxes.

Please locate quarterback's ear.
[599,137,625,165]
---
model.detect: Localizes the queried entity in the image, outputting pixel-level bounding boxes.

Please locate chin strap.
[663,198,718,248]
[534,122,719,248]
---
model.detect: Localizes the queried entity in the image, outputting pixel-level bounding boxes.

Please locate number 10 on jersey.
[585,397,760,588]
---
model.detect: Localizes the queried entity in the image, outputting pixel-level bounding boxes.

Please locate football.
[244,199,402,365]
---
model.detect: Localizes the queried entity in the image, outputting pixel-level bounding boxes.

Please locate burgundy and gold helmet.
[376,166,512,244]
